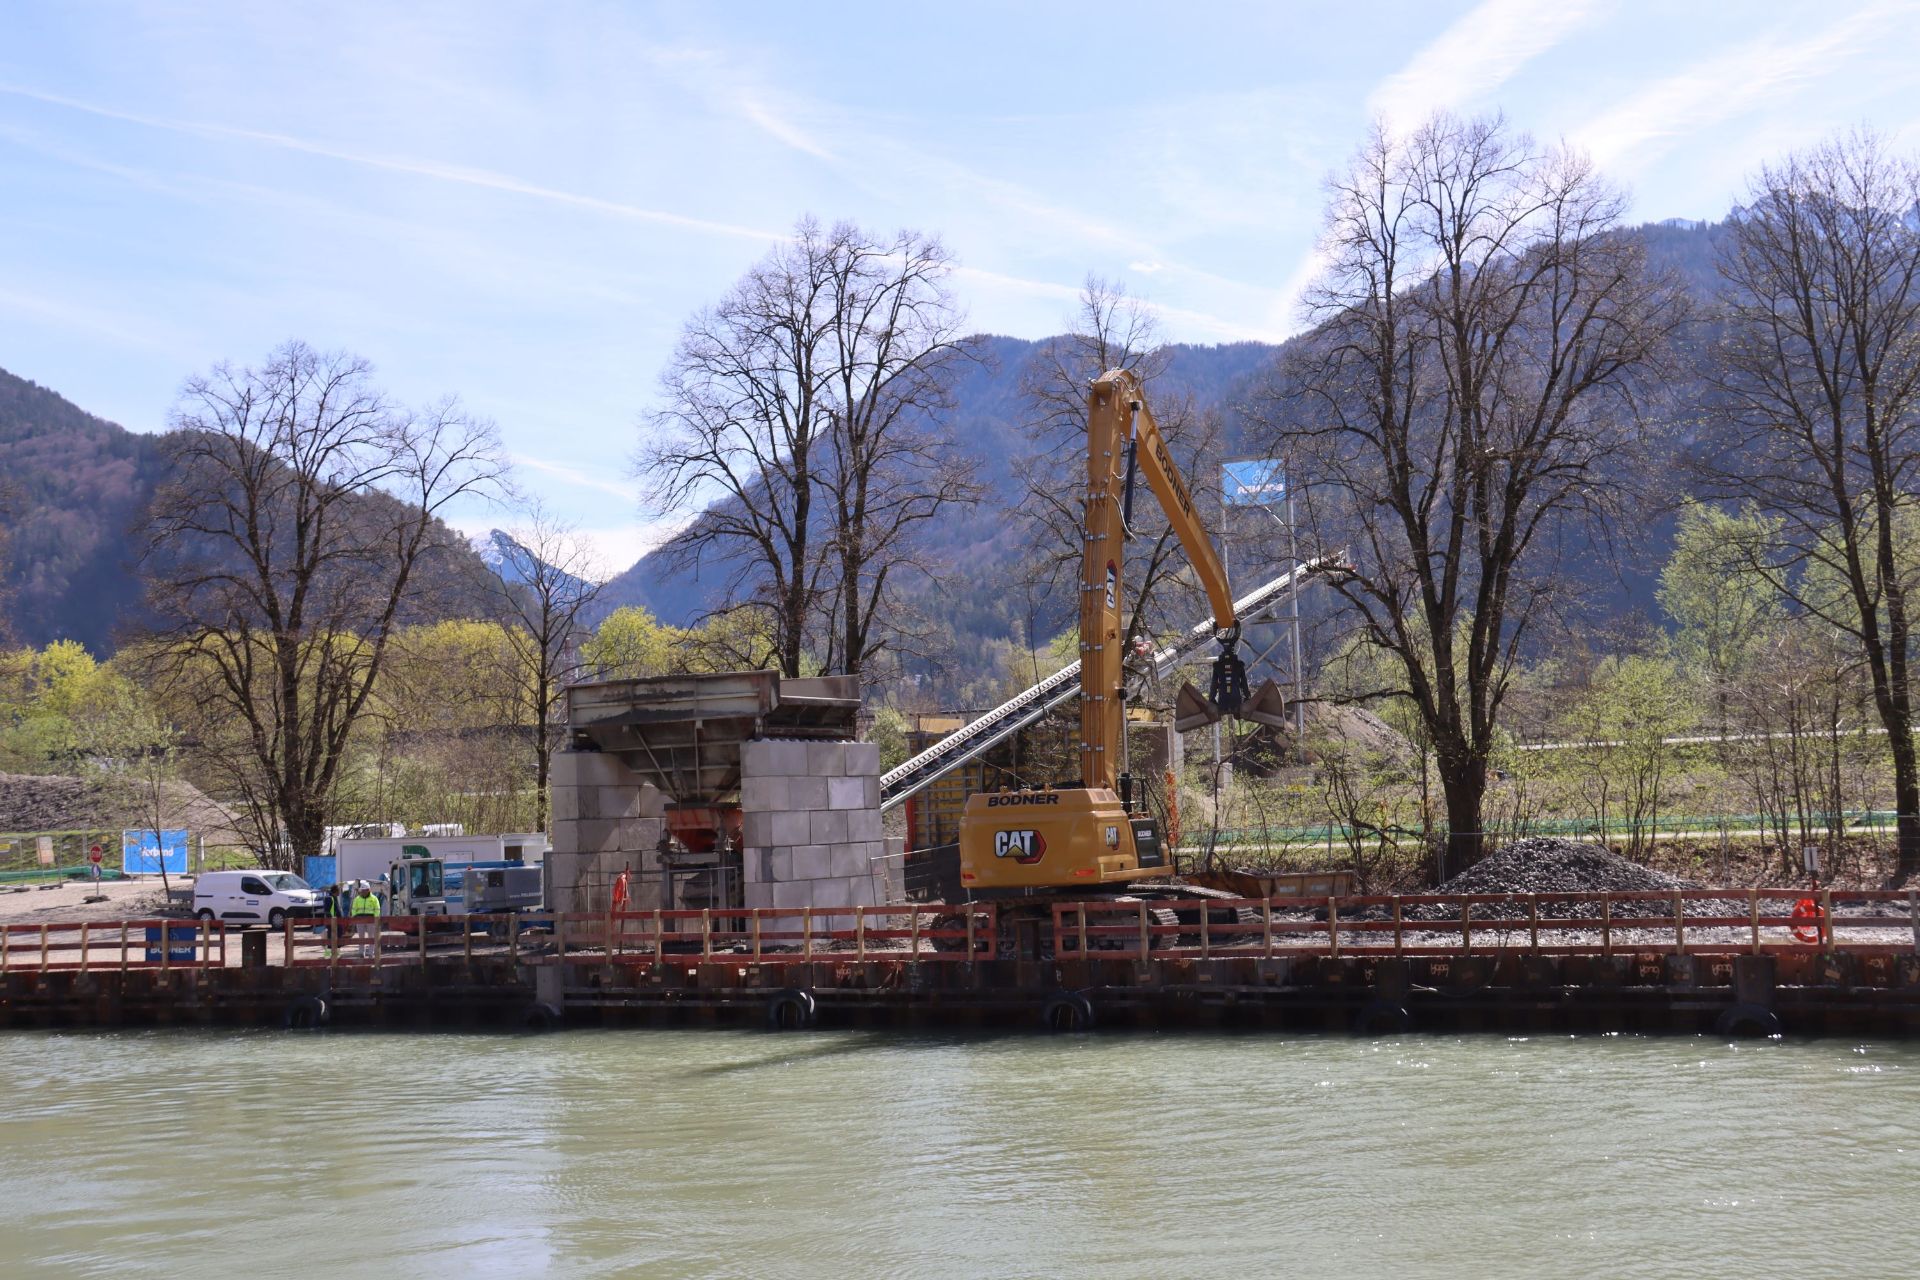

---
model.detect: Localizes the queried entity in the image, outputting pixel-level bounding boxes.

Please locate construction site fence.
[0,829,127,879]
[1053,888,1920,961]
[1209,809,1914,849]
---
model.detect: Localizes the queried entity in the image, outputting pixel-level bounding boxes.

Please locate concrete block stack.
[739,739,888,920]
[546,750,666,914]
[881,835,907,903]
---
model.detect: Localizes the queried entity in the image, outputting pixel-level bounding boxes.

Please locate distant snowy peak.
[472,528,593,597]
[472,528,526,580]
[473,528,508,569]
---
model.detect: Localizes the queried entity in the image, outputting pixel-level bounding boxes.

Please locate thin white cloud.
[512,452,640,503]
[638,43,840,162]
[1144,300,1290,346]
[0,79,1159,348]
[638,43,1285,325]
[0,82,787,244]
[951,265,1285,344]
[852,150,1295,337]
[738,97,837,162]
[1270,248,1334,332]
[1368,0,1606,135]
[1,117,660,314]
[1575,3,1905,172]
[0,286,184,357]
[1273,0,1604,329]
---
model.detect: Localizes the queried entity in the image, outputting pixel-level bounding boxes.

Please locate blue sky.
[4,0,1919,572]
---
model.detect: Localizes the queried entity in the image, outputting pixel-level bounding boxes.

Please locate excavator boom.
[1079,369,1239,791]
[958,369,1290,897]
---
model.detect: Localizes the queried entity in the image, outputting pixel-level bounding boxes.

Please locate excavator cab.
[958,787,1169,896]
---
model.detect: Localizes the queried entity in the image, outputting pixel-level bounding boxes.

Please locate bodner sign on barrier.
[122,829,189,876]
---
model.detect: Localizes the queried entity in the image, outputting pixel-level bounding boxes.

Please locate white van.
[192,870,324,929]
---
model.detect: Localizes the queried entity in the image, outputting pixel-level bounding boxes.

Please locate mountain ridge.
[0,367,504,650]
[1,219,1729,673]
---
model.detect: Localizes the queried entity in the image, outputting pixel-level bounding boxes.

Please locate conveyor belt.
[878,559,1327,810]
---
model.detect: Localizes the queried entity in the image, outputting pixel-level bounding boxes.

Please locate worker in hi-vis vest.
[325,882,348,958]
[349,879,381,959]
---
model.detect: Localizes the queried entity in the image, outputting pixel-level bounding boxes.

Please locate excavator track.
[1126,882,1265,934]
[938,880,1265,958]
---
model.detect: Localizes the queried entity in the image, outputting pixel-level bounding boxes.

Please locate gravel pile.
[1406,836,1702,921]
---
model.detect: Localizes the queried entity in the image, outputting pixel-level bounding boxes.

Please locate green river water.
[0,1029,1913,1279]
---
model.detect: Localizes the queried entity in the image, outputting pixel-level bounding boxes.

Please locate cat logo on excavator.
[993,830,1046,864]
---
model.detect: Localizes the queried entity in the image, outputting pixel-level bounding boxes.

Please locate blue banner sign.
[122,829,189,876]
[144,924,198,963]
[1223,459,1287,507]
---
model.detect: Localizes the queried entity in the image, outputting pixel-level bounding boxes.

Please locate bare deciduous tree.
[1700,131,1920,880]
[494,513,602,830]
[1271,113,1687,879]
[642,217,977,680]
[143,341,505,869]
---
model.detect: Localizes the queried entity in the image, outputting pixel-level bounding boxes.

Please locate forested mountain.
[0,367,503,651]
[0,370,169,651]
[600,218,1738,699]
[3,219,1731,675]
[597,334,1281,638]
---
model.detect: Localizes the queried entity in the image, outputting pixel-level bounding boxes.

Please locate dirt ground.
[0,877,180,925]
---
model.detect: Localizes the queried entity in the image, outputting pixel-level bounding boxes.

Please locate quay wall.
[4,947,1920,1038]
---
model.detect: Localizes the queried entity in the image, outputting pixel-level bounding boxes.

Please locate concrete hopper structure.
[551,671,888,917]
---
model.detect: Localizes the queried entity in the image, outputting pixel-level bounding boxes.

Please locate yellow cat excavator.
[956,368,1288,898]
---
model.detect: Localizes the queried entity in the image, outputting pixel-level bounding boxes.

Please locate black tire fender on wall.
[283,994,329,1030]
[522,1002,563,1033]
[1714,1002,1782,1039]
[766,988,818,1031]
[1354,1000,1412,1036]
[1040,991,1095,1033]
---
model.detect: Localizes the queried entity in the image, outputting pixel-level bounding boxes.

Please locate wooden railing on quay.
[268,903,1001,972]
[1052,888,1920,961]
[0,918,226,972]
[4,890,1917,974]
